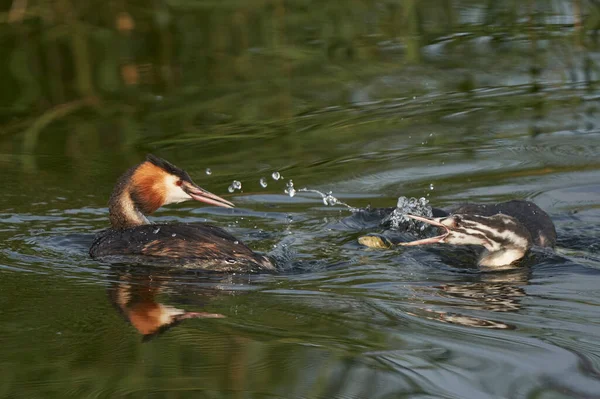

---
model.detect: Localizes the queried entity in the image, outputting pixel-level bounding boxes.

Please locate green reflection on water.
[0,0,597,168]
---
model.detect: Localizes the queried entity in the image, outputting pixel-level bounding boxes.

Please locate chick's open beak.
[398,214,451,246]
[182,181,234,208]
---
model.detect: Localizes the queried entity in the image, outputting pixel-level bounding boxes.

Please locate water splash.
[260,177,268,188]
[384,196,433,230]
[205,168,212,175]
[297,188,358,211]
[272,172,281,180]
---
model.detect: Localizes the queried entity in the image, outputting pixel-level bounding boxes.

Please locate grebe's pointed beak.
[398,214,451,246]
[182,181,234,208]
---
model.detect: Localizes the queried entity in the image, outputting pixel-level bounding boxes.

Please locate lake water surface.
[1,1,600,398]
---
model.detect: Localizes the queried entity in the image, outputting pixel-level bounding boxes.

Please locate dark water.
[2,1,600,398]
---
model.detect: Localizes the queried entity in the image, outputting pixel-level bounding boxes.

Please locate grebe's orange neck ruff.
[107,155,233,230]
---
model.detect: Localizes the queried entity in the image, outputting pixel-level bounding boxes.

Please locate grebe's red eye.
[176,180,183,186]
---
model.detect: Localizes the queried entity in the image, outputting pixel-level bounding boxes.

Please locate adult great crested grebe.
[359,200,556,268]
[89,155,275,272]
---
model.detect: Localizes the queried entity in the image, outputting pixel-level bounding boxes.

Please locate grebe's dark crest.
[90,155,274,272]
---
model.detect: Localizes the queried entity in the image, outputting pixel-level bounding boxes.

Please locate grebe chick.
[359,200,556,268]
[90,155,275,272]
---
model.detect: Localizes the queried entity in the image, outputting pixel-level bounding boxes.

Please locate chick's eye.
[176,180,183,187]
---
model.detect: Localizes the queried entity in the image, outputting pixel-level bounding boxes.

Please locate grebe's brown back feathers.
[90,223,275,271]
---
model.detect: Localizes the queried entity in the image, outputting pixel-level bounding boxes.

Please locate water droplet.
[205,168,212,175]
[234,241,239,245]
[260,177,268,188]
[284,180,296,197]
[272,172,281,180]
[228,185,235,193]
[171,233,177,237]
[153,227,161,234]
[429,183,434,190]
[233,180,242,190]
